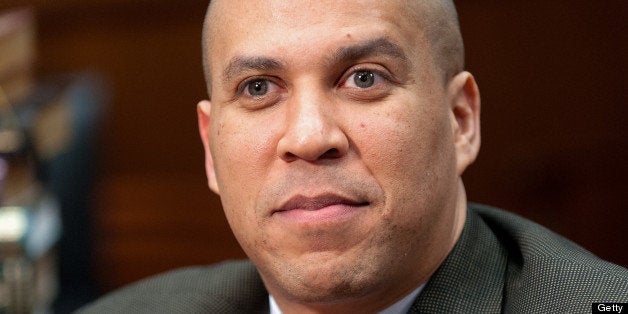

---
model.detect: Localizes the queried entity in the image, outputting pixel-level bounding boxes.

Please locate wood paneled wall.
[3,0,625,294]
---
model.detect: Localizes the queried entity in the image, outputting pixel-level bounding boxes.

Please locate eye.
[338,67,395,101]
[246,79,269,96]
[341,69,387,89]
[353,71,375,88]
[241,78,280,97]
[235,77,283,109]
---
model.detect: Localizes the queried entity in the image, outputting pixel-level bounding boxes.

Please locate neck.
[273,282,426,314]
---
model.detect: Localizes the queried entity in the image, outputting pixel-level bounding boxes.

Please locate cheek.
[356,100,456,212]
[212,110,278,183]
[209,111,280,236]
[359,105,448,173]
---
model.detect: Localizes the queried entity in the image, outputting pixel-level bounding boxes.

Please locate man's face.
[199,0,472,307]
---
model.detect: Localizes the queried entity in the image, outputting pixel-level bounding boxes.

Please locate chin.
[263,251,385,304]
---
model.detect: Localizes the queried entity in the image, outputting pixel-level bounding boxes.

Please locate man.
[80,0,627,313]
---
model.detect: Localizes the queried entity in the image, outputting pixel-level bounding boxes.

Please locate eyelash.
[339,67,392,88]
[234,66,394,99]
[237,76,279,96]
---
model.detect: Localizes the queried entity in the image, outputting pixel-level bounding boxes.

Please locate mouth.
[272,193,370,224]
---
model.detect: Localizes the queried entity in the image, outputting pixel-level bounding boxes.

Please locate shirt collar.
[269,282,426,314]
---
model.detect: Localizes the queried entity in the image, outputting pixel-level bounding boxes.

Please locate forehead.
[209,0,419,29]
[206,0,426,65]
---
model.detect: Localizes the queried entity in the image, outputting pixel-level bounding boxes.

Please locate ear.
[197,100,220,194]
[447,71,481,176]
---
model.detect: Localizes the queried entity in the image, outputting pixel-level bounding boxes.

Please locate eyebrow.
[328,37,410,67]
[221,37,409,85]
[222,56,284,85]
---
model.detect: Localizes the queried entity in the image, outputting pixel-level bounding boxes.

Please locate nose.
[277,89,349,162]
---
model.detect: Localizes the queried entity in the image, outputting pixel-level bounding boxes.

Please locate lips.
[271,193,370,225]
[274,193,369,213]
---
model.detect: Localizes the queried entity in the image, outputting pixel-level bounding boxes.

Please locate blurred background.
[0,0,625,313]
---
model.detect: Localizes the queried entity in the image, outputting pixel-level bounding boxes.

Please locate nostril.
[322,148,340,159]
[283,152,297,161]
[281,148,342,162]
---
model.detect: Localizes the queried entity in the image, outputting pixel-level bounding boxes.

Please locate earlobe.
[197,100,220,194]
[448,71,481,176]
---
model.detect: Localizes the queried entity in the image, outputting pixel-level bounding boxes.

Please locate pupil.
[248,80,268,95]
[354,71,374,88]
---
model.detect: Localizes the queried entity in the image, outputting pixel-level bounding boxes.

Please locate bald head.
[414,0,465,81]
[201,0,464,97]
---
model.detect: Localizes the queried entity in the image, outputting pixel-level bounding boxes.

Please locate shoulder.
[470,203,628,310]
[77,260,268,314]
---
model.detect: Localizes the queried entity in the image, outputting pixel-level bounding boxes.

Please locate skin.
[198,0,481,312]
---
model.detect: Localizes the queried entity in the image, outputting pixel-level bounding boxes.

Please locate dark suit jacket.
[79,203,628,313]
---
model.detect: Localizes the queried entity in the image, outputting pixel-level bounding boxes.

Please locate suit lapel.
[408,207,508,313]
